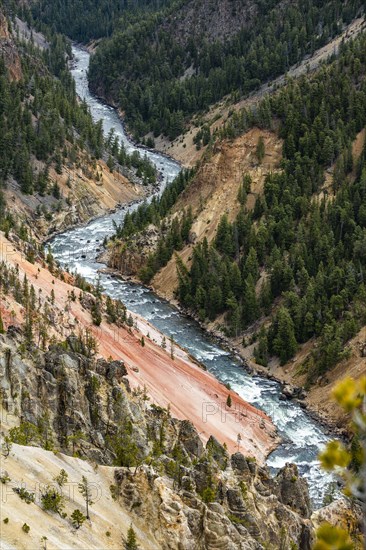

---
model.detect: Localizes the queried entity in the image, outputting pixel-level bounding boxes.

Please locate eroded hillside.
[0,258,362,548]
[0,13,152,242]
[2,230,356,549]
[106,29,366,433]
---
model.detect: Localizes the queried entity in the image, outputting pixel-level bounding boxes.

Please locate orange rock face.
[0,231,279,461]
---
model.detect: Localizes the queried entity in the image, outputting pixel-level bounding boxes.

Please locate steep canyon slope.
[107,27,366,433]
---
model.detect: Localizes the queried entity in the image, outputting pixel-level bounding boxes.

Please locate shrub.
[13,487,35,504]
[201,487,216,504]
[71,509,86,529]
[54,469,68,488]
[9,422,38,446]
[0,473,10,484]
[41,486,65,516]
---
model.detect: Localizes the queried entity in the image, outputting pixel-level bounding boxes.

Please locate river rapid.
[50,45,337,508]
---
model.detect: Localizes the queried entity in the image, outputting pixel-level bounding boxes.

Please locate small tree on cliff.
[0,310,4,334]
[41,486,65,516]
[125,524,138,549]
[71,509,86,529]
[78,476,94,520]
[170,335,175,360]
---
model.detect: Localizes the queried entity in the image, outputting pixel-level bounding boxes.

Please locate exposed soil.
[0,443,160,550]
[153,127,283,301]
[4,157,146,241]
[0,231,278,461]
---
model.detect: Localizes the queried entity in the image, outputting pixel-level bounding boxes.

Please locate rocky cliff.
[0,330,319,550]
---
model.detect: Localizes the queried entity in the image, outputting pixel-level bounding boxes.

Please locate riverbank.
[1,228,279,461]
[43,195,147,244]
[97,264,351,444]
[166,306,353,438]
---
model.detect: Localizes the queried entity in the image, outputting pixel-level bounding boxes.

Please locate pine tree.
[125,524,138,549]
[254,327,269,367]
[170,335,175,360]
[71,509,86,529]
[273,307,297,365]
[0,310,4,334]
[242,275,259,327]
[78,476,94,520]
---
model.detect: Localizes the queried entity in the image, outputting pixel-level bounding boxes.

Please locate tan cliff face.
[0,438,314,550]
[0,332,362,549]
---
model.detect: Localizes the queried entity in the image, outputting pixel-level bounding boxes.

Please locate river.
[50,45,337,508]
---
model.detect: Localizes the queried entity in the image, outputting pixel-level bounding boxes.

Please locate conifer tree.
[272,308,297,365]
[0,310,4,334]
[78,476,94,520]
[125,524,138,550]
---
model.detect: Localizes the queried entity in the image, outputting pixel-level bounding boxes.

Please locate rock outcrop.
[0,12,22,80]
[276,463,311,518]
[0,329,318,549]
[113,456,313,549]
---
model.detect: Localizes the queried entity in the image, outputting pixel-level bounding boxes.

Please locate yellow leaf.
[332,378,361,412]
[319,441,351,471]
[357,376,366,396]
[314,523,354,550]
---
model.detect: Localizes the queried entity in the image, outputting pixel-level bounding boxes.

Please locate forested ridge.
[11,0,175,42]
[0,28,101,234]
[174,33,366,378]
[112,31,366,378]
[0,7,156,238]
[87,0,364,140]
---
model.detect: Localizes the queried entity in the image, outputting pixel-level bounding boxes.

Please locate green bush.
[13,487,35,504]
[41,486,65,516]
[71,509,86,529]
